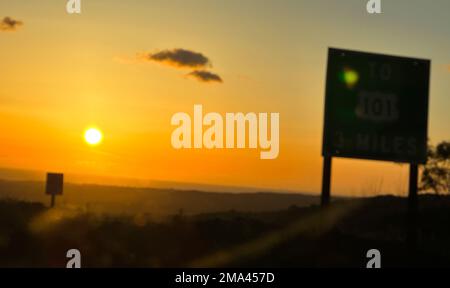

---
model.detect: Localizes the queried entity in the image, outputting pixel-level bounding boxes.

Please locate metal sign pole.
[50,194,56,208]
[407,163,419,248]
[321,156,332,207]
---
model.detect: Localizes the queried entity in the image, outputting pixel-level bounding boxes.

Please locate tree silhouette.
[420,141,450,194]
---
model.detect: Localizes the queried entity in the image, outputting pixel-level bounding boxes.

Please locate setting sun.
[84,128,103,146]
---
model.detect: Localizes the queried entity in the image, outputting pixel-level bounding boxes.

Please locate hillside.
[0,194,449,267]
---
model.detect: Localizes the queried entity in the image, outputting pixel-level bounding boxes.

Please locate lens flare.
[340,67,359,88]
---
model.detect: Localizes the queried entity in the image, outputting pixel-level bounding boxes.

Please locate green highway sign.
[322,48,430,164]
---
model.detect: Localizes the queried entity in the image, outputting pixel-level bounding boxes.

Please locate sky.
[0,0,449,195]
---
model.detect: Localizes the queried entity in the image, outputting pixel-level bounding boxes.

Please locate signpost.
[322,48,430,245]
[46,172,64,207]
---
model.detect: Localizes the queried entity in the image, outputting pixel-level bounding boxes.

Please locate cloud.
[140,48,211,69]
[136,48,223,84]
[0,17,23,32]
[187,70,223,83]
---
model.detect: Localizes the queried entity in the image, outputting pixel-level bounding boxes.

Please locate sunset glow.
[0,0,448,196]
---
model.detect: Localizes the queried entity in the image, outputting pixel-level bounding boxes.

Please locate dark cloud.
[187,70,223,83]
[137,48,223,84]
[141,49,211,68]
[0,17,23,32]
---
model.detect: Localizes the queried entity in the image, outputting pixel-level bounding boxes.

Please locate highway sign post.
[321,48,430,245]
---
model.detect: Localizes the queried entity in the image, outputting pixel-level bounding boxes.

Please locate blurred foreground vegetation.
[1,194,450,267]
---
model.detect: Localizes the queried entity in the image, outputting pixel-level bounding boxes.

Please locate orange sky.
[0,1,449,195]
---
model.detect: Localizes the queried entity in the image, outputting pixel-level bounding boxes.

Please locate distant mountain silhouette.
[0,167,308,193]
[0,179,320,216]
